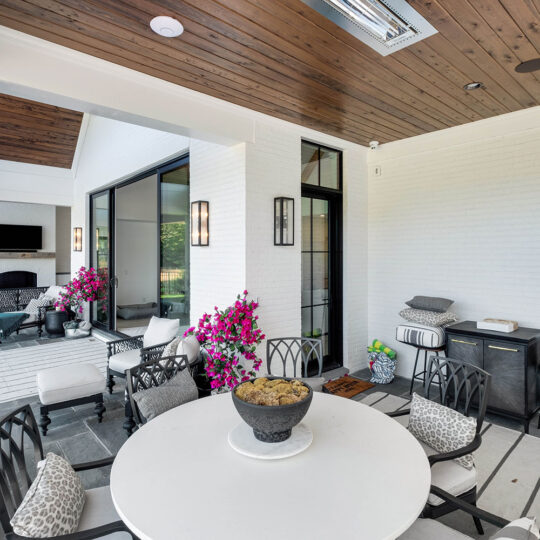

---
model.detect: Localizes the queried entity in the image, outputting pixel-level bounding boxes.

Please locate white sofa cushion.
[44,285,65,303]
[11,453,85,538]
[37,364,105,405]
[398,518,472,540]
[143,316,179,348]
[491,517,540,539]
[178,335,201,364]
[108,348,142,374]
[77,486,131,539]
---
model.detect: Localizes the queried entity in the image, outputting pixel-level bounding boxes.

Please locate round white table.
[111,392,430,540]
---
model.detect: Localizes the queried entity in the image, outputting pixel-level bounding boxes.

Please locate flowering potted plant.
[185,291,265,393]
[55,266,105,326]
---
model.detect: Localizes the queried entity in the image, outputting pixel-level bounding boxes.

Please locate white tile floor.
[0,337,108,403]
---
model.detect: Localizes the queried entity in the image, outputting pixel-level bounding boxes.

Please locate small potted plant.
[184,291,265,394]
[55,266,105,335]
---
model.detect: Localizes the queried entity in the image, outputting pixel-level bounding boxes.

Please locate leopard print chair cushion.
[408,393,477,470]
[10,452,86,537]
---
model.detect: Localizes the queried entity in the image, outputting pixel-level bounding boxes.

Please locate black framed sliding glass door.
[301,141,343,372]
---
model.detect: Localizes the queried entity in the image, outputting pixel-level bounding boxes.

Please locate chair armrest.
[107,336,144,358]
[141,341,173,362]
[7,520,135,540]
[387,408,410,417]
[71,455,115,471]
[429,485,509,528]
[428,434,482,466]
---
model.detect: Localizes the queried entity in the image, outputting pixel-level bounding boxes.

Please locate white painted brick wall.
[367,116,540,378]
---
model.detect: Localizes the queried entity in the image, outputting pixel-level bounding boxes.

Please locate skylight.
[300,0,437,55]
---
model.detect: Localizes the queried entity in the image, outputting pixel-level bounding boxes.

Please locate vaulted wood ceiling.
[0,93,83,168]
[0,0,539,145]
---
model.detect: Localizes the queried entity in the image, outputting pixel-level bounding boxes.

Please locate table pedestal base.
[228,422,312,460]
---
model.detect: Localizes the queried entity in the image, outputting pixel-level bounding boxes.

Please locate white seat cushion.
[143,316,179,348]
[108,349,142,374]
[37,364,105,405]
[77,486,131,539]
[398,518,473,540]
[418,441,477,506]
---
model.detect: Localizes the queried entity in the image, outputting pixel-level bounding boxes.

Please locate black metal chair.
[106,335,174,394]
[0,405,135,540]
[389,356,491,535]
[124,354,193,436]
[266,337,323,378]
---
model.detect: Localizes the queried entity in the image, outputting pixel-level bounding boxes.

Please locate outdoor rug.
[322,375,375,398]
[357,391,540,530]
[0,337,108,403]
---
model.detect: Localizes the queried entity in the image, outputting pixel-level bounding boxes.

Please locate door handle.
[488,345,519,353]
[451,339,477,346]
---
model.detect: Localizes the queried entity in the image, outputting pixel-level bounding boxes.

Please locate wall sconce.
[73,227,83,252]
[274,197,294,246]
[191,201,209,246]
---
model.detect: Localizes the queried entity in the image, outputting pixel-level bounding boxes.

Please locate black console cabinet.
[446,321,539,432]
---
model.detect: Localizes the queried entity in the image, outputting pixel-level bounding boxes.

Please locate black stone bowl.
[231,377,313,443]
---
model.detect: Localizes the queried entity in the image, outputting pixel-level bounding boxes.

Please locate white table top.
[111,392,430,540]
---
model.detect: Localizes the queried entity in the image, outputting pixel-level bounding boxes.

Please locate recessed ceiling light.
[150,16,184,38]
[515,58,540,73]
[463,82,484,90]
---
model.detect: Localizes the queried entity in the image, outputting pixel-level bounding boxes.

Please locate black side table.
[45,310,69,336]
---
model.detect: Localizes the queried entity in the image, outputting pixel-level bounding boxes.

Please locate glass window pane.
[161,163,190,331]
[311,199,328,252]
[91,194,110,326]
[301,307,312,338]
[320,148,340,189]
[301,197,311,251]
[301,252,311,307]
[312,253,328,303]
[312,304,328,341]
[301,142,319,185]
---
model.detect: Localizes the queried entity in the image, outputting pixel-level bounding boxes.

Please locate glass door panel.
[160,160,190,332]
[91,192,112,329]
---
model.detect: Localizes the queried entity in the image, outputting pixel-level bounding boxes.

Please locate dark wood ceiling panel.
[0,94,82,168]
[0,0,538,145]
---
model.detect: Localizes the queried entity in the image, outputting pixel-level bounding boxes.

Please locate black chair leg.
[39,407,51,436]
[94,396,106,423]
[473,515,484,535]
[123,400,135,437]
[409,348,421,395]
[106,369,115,394]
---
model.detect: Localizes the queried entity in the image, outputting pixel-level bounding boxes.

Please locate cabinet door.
[447,335,483,368]
[483,340,526,415]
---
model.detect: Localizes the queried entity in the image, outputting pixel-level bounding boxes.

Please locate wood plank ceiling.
[0,93,83,168]
[0,0,539,145]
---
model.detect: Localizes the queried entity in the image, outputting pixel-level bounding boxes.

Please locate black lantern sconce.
[191,201,209,246]
[73,227,83,252]
[274,197,294,246]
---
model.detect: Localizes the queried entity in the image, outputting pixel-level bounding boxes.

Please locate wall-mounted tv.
[0,225,43,251]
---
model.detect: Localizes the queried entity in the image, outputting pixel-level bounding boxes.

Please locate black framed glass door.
[90,190,114,330]
[301,141,343,371]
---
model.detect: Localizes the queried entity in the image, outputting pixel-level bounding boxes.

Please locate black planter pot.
[231,377,313,443]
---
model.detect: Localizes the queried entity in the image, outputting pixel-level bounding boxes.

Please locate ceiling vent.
[300,0,438,56]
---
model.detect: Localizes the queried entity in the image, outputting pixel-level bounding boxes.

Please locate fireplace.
[0,271,37,288]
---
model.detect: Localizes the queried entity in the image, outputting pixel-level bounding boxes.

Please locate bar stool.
[409,344,446,395]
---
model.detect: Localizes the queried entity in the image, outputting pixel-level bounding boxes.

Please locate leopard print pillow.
[408,393,477,470]
[11,452,86,537]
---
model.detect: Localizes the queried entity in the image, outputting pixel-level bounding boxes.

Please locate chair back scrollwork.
[425,356,491,433]
[0,405,44,535]
[266,337,323,378]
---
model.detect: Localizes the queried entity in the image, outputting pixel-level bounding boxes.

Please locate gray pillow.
[490,517,539,539]
[133,369,198,421]
[399,308,458,327]
[10,453,85,537]
[408,393,476,470]
[405,295,454,313]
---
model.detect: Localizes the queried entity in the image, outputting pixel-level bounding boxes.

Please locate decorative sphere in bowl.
[231,377,313,443]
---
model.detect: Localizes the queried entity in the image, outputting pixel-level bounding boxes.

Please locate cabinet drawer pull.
[488,345,519,353]
[451,339,477,346]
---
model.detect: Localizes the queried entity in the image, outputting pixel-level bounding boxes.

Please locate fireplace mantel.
[0,252,55,259]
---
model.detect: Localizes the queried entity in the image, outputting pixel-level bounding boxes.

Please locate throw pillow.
[396,324,446,348]
[161,336,182,359]
[405,295,454,313]
[177,335,201,364]
[399,308,458,327]
[490,517,539,539]
[10,453,85,537]
[44,286,65,303]
[143,316,180,348]
[133,368,198,421]
[23,295,53,315]
[408,393,477,470]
